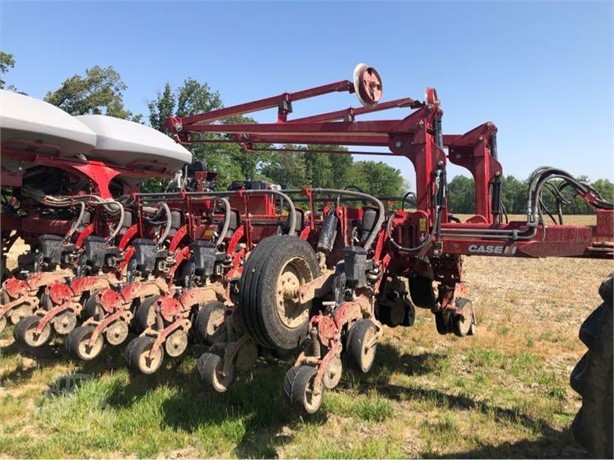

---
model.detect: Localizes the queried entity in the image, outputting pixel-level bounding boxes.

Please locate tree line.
[2,52,611,214]
[1,53,406,196]
[447,174,614,215]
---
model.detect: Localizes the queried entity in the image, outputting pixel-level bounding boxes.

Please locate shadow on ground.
[99,348,323,457]
[2,330,588,458]
[101,341,587,458]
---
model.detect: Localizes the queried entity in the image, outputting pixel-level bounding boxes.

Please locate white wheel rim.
[78,332,104,359]
[276,258,312,329]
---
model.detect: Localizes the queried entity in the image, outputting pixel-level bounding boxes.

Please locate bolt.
[395,141,402,148]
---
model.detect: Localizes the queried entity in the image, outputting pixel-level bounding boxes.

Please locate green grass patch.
[352,394,393,422]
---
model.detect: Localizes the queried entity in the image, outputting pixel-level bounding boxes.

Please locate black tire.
[127,336,164,375]
[135,295,160,333]
[435,311,449,335]
[0,289,10,332]
[571,274,613,459]
[402,302,416,327]
[282,365,323,416]
[81,294,98,320]
[67,325,104,361]
[346,319,378,373]
[409,275,437,309]
[197,350,234,393]
[14,316,52,348]
[579,304,603,348]
[239,235,319,351]
[376,284,405,328]
[194,301,226,345]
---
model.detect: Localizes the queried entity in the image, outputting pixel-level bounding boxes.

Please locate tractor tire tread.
[570,274,613,459]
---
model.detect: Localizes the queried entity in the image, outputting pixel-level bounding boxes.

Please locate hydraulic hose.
[139,189,298,236]
[64,201,86,242]
[284,188,385,251]
[215,197,232,246]
[386,167,444,255]
[107,201,125,242]
[314,188,385,251]
[157,202,172,246]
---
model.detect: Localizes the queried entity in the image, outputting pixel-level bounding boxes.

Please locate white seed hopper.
[76,115,192,172]
[1,89,192,173]
[0,89,97,154]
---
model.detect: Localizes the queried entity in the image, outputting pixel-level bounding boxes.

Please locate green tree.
[0,51,15,89]
[224,115,271,181]
[500,175,527,214]
[305,151,333,188]
[148,83,175,131]
[289,145,355,189]
[45,65,137,120]
[330,153,355,189]
[447,175,475,214]
[148,79,272,190]
[260,148,308,188]
[592,178,614,203]
[350,161,404,197]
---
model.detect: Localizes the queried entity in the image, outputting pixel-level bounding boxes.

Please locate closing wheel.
[571,274,613,458]
[127,336,165,375]
[452,298,475,337]
[197,350,234,393]
[353,63,383,107]
[14,316,52,348]
[282,365,323,416]
[53,310,78,335]
[322,355,343,389]
[104,320,129,346]
[165,330,189,358]
[135,295,160,333]
[377,301,405,328]
[195,301,226,345]
[9,304,34,325]
[347,319,378,373]
[403,302,416,327]
[409,276,437,309]
[81,294,99,320]
[452,314,473,337]
[239,235,320,351]
[67,325,104,360]
[435,311,449,335]
[0,291,8,332]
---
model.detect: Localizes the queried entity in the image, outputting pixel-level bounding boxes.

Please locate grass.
[1,223,612,458]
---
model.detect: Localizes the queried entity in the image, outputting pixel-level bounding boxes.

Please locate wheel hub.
[276,259,311,329]
[53,310,77,335]
[105,320,129,345]
[165,330,188,357]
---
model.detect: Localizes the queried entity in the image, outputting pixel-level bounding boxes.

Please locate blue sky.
[1,0,612,187]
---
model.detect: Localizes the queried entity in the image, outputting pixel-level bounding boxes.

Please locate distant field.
[0,216,612,458]
[455,213,597,226]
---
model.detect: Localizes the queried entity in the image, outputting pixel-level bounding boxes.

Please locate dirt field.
[0,216,612,458]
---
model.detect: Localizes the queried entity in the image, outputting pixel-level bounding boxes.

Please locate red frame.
[163,76,613,265]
